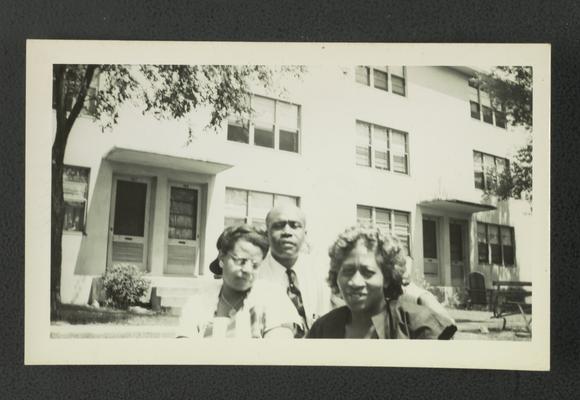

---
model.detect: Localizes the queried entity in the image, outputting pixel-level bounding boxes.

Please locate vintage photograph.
[25,41,550,368]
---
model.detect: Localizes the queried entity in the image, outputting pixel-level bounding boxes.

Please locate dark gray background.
[1,0,579,398]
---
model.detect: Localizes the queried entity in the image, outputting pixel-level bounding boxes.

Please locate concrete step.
[160,296,190,308]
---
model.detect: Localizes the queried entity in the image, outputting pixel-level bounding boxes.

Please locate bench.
[491,280,532,333]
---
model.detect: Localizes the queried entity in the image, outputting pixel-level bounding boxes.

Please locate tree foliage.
[51,64,304,317]
[472,66,533,201]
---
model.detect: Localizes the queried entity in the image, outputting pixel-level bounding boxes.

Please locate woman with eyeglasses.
[307,225,456,339]
[177,224,301,338]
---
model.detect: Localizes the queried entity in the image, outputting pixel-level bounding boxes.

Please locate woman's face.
[220,239,265,292]
[337,240,385,315]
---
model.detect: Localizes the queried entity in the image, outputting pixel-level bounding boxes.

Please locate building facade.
[56,65,532,306]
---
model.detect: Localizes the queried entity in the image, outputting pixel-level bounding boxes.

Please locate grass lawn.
[52,303,179,326]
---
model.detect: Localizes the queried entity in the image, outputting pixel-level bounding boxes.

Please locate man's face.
[267,207,306,263]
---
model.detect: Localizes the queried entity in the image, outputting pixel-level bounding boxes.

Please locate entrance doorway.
[422,216,440,285]
[164,183,200,276]
[449,220,468,286]
[108,176,152,272]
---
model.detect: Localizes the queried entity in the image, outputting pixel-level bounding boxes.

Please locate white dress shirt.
[257,251,331,329]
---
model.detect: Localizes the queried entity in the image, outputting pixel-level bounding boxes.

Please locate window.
[227,95,300,153]
[356,121,409,174]
[356,205,411,255]
[355,66,407,96]
[63,165,90,232]
[468,79,507,128]
[224,188,299,230]
[477,223,515,266]
[473,151,510,192]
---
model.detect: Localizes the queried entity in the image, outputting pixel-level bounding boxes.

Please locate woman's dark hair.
[209,224,269,275]
[327,224,407,300]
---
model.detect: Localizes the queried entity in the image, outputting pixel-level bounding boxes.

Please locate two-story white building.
[57,65,532,307]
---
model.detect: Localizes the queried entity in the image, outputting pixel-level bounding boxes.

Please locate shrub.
[101,264,150,309]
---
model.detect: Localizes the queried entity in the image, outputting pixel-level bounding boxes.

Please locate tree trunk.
[50,65,96,320]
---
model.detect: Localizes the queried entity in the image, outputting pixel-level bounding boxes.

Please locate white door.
[165,183,200,276]
[422,216,440,285]
[108,176,152,272]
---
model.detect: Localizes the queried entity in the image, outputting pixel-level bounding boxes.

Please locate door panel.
[422,217,440,284]
[165,184,200,275]
[450,221,467,286]
[109,178,151,272]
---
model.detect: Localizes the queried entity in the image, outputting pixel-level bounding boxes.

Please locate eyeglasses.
[227,253,262,269]
[270,220,304,230]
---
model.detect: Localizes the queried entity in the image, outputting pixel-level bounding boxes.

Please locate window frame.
[473,150,510,193]
[62,164,91,234]
[224,187,300,229]
[355,66,407,97]
[356,120,409,175]
[226,94,301,154]
[356,205,412,254]
[468,79,507,129]
[476,222,516,267]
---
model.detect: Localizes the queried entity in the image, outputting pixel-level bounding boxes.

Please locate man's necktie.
[285,268,309,333]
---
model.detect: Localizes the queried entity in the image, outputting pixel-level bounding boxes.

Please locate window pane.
[356,146,371,167]
[63,166,89,202]
[372,125,389,150]
[254,126,275,148]
[496,157,506,176]
[495,110,507,128]
[113,180,147,237]
[500,226,512,245]
[64,201,86,231]
[374,150,389,170]
[394,212,410,253]
[391,75,405,96]
[373,69,388,91]
[391,131,408,174]
[422,219,437,258]
[252,96,275,126]
[488,225,502,264]
[470,101,480,119]
[482,105,493,124]
[355,66,370,85]
[478,242,489,263]
[225,188,247,219]
[356,122,371,167]
[356,206,372,226]
[375,208,391,233]
[480,90,491,107]
[468,84,479,102]
[483,154,496,190]
[169,187,197,240]
[277,102,298,131]
[279,129,299,152]
[227,121,249,144]
[249,192,273,223]
[473,152,484,189]
[356,121,371,145]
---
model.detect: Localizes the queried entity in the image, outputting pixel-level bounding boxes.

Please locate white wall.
[58,65,534,303]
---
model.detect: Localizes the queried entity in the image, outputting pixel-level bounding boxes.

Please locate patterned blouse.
[176,280,302,338]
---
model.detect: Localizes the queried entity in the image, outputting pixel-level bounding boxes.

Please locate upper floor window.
[63,165,90,232]
[468,80,507,129]
[355,66,406,96]
[224,187,299,230]
[357,205,411,255]
[356,121,409,174]
[227,95,300,153]
[473,150,510,192]
[477,223,515,266]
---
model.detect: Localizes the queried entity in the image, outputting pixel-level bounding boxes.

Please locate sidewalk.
[50,308,531,340]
